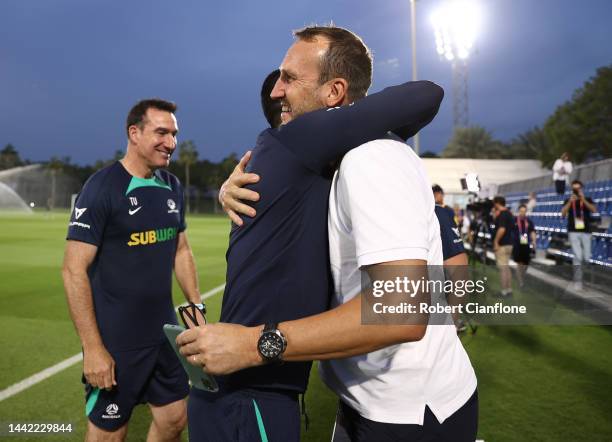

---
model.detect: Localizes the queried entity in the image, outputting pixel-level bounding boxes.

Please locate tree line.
[428,64,611,166]
[0,142,239,202]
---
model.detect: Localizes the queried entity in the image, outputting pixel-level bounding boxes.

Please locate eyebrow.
[154,127,178,136]
[280,68,297,79]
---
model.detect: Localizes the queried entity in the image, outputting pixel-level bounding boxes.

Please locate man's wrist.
[251,325,266,367]
[82,339,105,352]
[188,294,202,304]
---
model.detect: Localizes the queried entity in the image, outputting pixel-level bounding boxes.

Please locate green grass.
[0,212,611,441]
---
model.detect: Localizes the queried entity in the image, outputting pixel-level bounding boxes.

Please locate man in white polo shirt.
[321,137,478,441]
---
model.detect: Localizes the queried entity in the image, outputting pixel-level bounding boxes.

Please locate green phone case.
[163,324,219,392]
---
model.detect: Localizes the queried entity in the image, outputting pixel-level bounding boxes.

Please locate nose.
[270,77,284,100]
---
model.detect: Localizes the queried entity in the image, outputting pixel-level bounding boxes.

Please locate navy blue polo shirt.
[219,81,444,392]
[435,205,465,260]
[494,209,515,246]
[66,162,185,352]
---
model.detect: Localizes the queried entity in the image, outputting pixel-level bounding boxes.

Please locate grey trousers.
[569,232,591,282]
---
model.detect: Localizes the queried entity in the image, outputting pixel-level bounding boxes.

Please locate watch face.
[259,332,284,359]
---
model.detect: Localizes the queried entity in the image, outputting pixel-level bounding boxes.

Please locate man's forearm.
[561,200,571,217]
[174,247,201,304]
[494,228,505,246]
[583,199,597,213]
[62,268,104,350]
[279,294,426,362]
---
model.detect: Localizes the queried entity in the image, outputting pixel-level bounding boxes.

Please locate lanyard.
[571,199,584,219]
[517,217,528,235]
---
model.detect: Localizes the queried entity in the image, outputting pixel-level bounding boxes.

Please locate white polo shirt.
[552,159,572,182]
[319,139,477,425]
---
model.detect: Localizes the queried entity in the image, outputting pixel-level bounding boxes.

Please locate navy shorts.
[84,341,189,431]
[332,389,478,442]
[187,386,300,442]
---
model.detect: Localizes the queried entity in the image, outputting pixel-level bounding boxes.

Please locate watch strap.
[263,322,279,333]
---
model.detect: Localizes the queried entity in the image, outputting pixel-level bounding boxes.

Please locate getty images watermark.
[370,275,525,316]
[360,265,612,326]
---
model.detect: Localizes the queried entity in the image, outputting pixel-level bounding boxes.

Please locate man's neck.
[121,151,154,178]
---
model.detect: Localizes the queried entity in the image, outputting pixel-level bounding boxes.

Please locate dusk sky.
[1,0,611,164]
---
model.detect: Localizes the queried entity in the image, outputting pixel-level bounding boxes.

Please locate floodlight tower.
[431,1,480,128]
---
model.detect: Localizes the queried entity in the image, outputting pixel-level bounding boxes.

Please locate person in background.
[561,180,597,291]
[512,204,536,287]
[461,208,472,242]
[552,152,572,195]
[492,196,515,298]
[526,192,537,213]
[453,203,462,227]
[432,184,469,333]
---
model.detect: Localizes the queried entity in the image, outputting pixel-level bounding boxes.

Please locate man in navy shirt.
[63,99,201,441]
[177,26,443,441]
[432,184,469,332]
[432,184,466,263]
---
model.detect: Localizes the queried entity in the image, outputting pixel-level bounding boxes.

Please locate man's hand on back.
[219,151,261,226]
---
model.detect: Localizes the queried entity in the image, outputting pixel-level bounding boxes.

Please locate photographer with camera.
[561,180,597,291]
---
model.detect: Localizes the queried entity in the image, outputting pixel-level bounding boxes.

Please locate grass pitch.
[0,212,611,441]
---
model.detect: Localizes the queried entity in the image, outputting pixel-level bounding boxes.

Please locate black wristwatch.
[257,323,287,363]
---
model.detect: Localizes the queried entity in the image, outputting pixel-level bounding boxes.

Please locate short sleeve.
[66,177,111,246]
[338,141,432,267]
[502,212,514,230]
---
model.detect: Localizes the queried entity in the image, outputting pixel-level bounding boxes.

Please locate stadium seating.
[503,179,612,268]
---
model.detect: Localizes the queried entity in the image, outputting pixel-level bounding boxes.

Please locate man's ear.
[128,125,140,144]
[324,78,349,107]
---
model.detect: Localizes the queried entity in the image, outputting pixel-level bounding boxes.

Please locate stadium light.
[430,0,482,128]
[431,0,481,61]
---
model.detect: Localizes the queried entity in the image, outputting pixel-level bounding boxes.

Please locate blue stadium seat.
[591,238,602,261]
